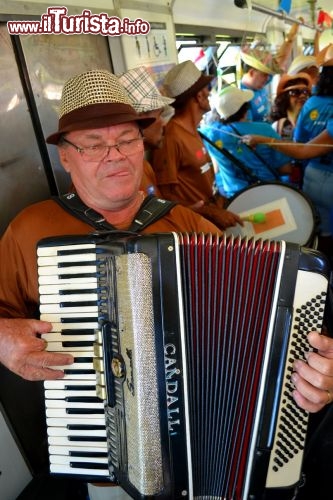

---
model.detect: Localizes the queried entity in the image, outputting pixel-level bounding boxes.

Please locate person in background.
[243,119,333,159]
[118,65,175,196]
[239,48,276,122]
[152,60,242,230]
[0,69,221,500]
[285,22,321,90]
[239,21,301,122]
[271,72,312,138]
[287,54,320,90]
[244,108,333,263]
[292,43,333,259]
[199,86,293,199]
[270,72,312,187]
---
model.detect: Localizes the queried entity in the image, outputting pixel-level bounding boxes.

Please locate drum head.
[225,182,316,246]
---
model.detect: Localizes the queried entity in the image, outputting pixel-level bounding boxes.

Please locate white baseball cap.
[213,86,254,120]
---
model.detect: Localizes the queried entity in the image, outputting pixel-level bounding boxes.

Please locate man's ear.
[195,89,204,104]
[58,146,71,173]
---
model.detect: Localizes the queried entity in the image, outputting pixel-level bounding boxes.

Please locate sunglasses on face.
[288,88,311,97]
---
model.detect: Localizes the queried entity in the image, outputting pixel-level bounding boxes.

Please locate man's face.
[249,68,271,90]
[196,86,211,113]
[58,122,144,211]
[141,109,165,149]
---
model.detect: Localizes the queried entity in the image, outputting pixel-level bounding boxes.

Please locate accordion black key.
[37,232,330,499]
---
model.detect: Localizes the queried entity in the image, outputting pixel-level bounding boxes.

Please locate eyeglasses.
[288,89,311,97]
[62,134,143,161]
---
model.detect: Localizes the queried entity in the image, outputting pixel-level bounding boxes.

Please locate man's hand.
[195,203,243,229]
[217,209,243,229]
[292,331,333,412]
[189,200,205,210]
[241,134,267,147]
[0,318,73,381]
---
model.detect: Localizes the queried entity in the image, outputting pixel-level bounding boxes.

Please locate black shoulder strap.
[129,195,177,232]
[199,130,261,183]
[53,192,176,233]
[229,124,280,180]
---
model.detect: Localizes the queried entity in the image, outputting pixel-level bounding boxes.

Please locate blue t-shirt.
[199,121,291,198]
[328,119,333,137]
[240,81,271,122]
[293,95,333,169]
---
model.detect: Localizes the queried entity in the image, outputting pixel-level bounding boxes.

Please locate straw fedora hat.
[163,60,213,106]
[287,55,319,75]
[46,69,154,145]
[276,72,312,96]
[316,43,333,67]
[240,49,275,75]
[118,67,174,113]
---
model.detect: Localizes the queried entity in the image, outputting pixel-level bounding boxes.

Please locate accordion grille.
[106,253,164,495]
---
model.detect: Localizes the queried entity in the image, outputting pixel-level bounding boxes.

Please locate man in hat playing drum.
[152,60,242,230]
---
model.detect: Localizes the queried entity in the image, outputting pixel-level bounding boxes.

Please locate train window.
[175,32,253,86]
[216,42,240,86]
[176,39,239,88]
[0,28,113,236]
[0,24,52,237]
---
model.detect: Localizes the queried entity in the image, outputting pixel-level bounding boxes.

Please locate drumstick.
[241,212,266,223]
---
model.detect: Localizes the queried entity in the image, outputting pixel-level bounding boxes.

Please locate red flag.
[317,10,332,28]
[194,48,205,63]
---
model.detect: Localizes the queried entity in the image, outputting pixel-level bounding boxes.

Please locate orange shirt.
[152,120,215,205]
[0,199,220,318]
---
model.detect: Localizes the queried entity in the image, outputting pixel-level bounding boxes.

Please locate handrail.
[237,1,318,29]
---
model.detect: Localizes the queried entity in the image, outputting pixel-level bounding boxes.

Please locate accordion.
[37,232,330,499]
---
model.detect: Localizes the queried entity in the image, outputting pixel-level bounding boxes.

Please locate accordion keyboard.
[37,242,110,478]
